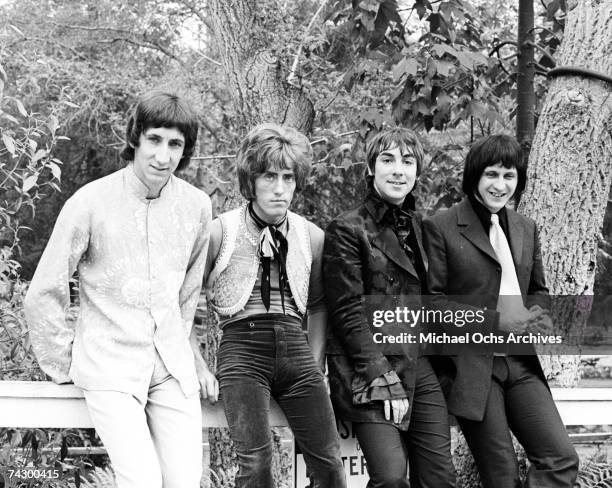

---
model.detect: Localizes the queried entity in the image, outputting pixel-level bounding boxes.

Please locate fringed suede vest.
[206,205,312,317]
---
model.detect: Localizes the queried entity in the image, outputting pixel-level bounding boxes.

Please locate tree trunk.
[202,1,316,486]
[207,0,314,134]
[594,186,612,296]
[516,0,535,153]
[519,0,612,386]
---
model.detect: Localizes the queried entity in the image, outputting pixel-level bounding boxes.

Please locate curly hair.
[236,123,313,200]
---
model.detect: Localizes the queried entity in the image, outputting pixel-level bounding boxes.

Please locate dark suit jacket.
[323,193,428,429]
[422,198,548,421]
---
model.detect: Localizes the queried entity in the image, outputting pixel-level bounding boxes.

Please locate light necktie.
[489,213,523,310]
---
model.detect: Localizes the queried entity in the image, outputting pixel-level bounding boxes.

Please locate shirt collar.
[247,201,289,233]
[365,185,415,225]
[124,164,173,201]
[468,193,508,231]
[244,203,289,237]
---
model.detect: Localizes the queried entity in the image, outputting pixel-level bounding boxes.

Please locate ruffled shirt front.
[352,370,406,404]
[24,166,212,400]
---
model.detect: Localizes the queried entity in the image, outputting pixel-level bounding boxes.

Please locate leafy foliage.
[80,466,116,488]
[320,0,566,137]
[577,462,612,488]
[0,61,67,380]
[0,428,103,488]
[321,1,509,134]
[0,62,64,290]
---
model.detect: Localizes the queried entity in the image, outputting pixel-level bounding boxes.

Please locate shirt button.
[249,322,255,328]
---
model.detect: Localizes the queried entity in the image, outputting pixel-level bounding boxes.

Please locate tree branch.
[524,41,557,66]
[45,20,132,34]
[174,0,214,32]
[493,72,517,91]
[191,130,360,162]
[7,35,88,61]
[526,26,562,43]
[489,41,518,77]
[193,53,222,67]
[287,0,329,87]
[98,38,184,65]
[318,87,343,112]
[199,119,222,143]
[192,154,235,161]
[442,75,472,90]
[310,130,359,145]
[488,40,518,58]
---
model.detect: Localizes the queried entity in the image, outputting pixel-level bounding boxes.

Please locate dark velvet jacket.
[323,192,428,429]
[422,198,549,422]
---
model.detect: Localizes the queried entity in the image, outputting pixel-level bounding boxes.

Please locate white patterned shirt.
[24,165,211,400]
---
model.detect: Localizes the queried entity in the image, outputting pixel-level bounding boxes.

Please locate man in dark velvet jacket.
[324,128,456,488]
[423,134,578,488]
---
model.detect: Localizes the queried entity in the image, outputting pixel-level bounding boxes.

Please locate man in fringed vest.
[204,123,346,488]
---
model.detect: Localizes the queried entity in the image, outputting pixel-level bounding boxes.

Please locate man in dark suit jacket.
[324,128,456,488]
[423,134,578,488]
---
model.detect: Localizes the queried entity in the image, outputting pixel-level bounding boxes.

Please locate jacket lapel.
[412,214,428,272]
[372,227,419,278]
[364,198,420,279]
[457,199,499,264]
[506,209,524,267]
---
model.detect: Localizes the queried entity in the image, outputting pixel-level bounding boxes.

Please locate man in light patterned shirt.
[24,91,218,488]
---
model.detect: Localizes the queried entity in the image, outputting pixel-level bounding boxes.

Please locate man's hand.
[526,305,554,335]
[384,398,409,424]
[498,297,545,334]
[197,366,219,403]
[306,310,327,374]
[313,352,326,374]
[189,328,218,403]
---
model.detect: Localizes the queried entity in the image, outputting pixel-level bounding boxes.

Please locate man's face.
[372,145,417,206]
[252,167,297,224]
[132,127,185,197]
[476,163,518,213]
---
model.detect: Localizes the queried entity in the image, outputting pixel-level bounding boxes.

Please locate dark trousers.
[353,357,456,488]
[457,356,579,488]
[217,315,346,488]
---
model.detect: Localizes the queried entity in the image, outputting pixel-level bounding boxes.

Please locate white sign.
[295,420,369,487]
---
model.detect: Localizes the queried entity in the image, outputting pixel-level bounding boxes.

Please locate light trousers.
[83,352,203,488]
